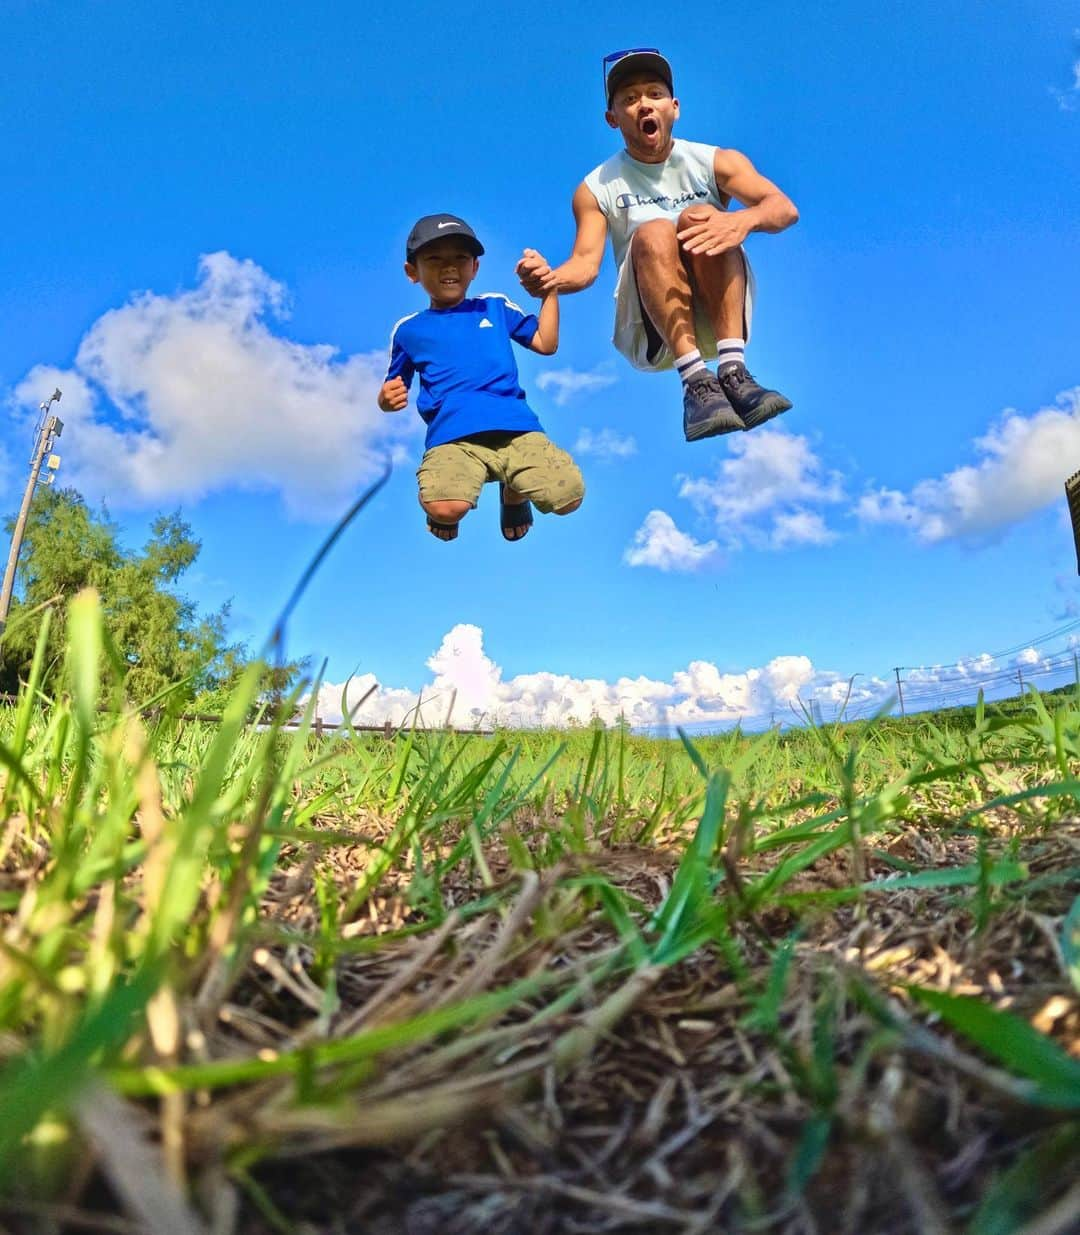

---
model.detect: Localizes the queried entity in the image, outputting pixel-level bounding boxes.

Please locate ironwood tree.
[0,486,301,708]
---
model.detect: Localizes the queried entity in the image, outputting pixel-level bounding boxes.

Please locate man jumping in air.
[517,48,799,442]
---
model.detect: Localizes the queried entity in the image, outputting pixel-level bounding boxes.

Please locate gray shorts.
[612,245,755,371]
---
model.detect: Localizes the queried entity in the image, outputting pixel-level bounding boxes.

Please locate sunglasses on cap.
[601,46,662,97]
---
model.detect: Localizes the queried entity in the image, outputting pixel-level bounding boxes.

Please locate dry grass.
[197,817,1078,1235]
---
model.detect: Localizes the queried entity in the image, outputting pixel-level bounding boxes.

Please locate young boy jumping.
[378,214,585,542]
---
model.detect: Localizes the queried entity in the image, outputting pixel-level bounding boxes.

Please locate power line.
[897,617,1080,673]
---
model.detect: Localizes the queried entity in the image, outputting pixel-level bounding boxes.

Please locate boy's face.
[606,75,679,161]
[406,238,480,307]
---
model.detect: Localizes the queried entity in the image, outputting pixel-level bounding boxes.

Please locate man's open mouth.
[641,117,659,137]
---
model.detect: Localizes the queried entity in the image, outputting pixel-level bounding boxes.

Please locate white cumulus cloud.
[856,387,1080,543]
[677,429,845,550]
[770,510,837,548]
[535,366,617,406]
[624,510,721,573]
[10,252,414,516]
[574,427,637,460]
[1051,38,1080,111]
[310,623,892,732]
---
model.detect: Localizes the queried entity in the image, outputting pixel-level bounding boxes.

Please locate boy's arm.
[527,290,559,355]
[378,377,409,411]
[378,333,414,411]
[517,182,607,296]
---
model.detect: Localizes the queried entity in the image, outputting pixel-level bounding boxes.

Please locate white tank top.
[583,139,725,270]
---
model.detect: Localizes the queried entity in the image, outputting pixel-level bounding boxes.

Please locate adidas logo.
[479,319,493,328]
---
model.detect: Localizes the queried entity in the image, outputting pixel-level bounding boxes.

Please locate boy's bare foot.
[427,517,459,542]
[500,483,533,541]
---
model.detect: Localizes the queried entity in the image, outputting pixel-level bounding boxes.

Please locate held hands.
[516,248,558,298]
[378,377,408,412]
[676,207,751,257]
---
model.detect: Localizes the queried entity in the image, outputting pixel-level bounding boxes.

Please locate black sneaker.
[683,371,745,441]
[717,362,792,431]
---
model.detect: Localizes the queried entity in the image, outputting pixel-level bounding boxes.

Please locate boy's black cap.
[406,214,485,261]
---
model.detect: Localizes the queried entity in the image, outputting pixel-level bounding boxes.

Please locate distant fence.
[0,695,492,739]
[180,711,494,739]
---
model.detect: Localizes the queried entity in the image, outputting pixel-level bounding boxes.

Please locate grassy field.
[1,590,1079,1234]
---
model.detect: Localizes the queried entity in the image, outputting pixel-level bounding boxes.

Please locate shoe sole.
[684,412,746,442]
[741,395,793,432]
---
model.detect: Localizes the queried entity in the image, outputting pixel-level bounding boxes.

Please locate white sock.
[715,338,746,371]
[674,349,707,386]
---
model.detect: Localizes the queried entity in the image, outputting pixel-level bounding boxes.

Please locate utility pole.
[0,390,63,637]
[893,667,906,717]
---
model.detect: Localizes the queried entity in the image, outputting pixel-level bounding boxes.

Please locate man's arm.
[678,149,799,257]
[517,182,608,295]
[715,148,798,233]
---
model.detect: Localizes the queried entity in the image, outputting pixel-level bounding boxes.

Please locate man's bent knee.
[421,498,471,524]
[677,204,720,231]
[631,218,678,261]
[554,497,583,516]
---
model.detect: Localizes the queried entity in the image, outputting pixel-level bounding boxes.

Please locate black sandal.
[500,484,533,541]
[427,517,459,541]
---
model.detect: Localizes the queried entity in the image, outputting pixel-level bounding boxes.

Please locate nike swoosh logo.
[437,221,457,228]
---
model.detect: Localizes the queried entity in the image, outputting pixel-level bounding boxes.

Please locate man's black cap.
[406,214,485,262]
[604,50,674,107]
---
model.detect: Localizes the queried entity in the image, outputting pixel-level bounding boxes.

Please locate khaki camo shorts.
[417,431,585,514]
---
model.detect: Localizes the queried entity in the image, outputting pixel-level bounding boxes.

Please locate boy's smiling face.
[406,238,480,308]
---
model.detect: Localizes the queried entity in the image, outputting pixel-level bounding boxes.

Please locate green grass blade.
[0,968,158,1179]
[11,608,52,762]
[862,861,1028,892]
[651,769,729,960]
[965,1124,1080,1235]
[1063,893,1080,995]
[741,932,798,1033]
[108,968,565,1097]
[676,728,709,780]
[784,1112,832,1200]
[909,986,1080,1108]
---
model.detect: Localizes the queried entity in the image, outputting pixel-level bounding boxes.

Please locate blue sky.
[2,1,1079,728]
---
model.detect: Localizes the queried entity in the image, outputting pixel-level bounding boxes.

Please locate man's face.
[406,239,480,307]
[606,75,679,160]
